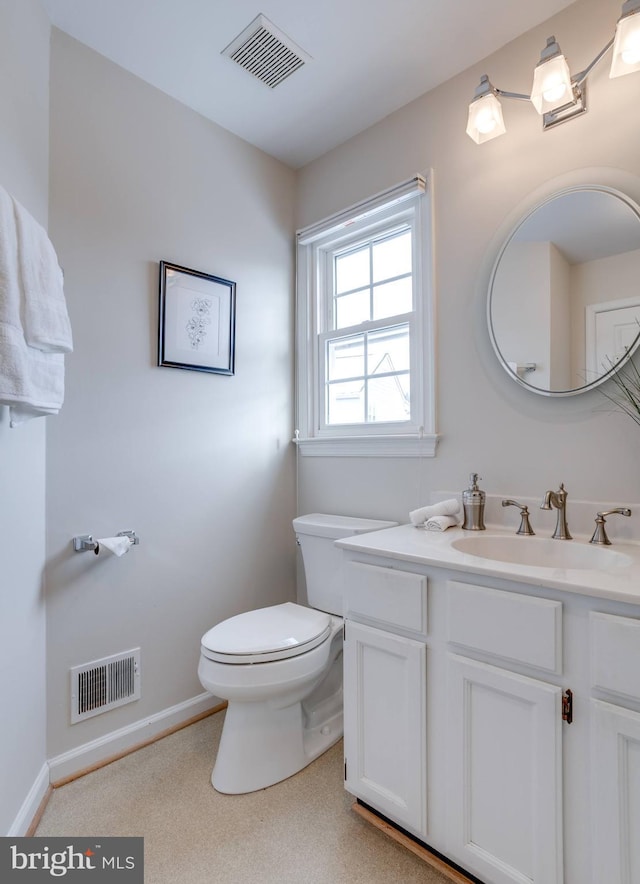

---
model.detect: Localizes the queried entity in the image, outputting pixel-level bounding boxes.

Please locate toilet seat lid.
[201,603,332,662]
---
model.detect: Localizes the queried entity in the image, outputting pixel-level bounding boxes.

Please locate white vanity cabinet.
[445,581,564,884]
[338,527,640,884]
[589,612,640,884]
[342,561,428,838]
[343,621,427,836]
[591,702,640,884]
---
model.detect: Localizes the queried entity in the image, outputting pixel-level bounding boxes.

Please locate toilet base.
[211,697,343,794]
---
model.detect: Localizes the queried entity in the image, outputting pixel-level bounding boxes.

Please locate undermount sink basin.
[451,535,633,571]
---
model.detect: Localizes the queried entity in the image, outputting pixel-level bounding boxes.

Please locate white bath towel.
[0,185,68,425]
[0,185,20,332]
[0,320,65,425]
[425,514,459,531]
[13,196,72,353]
[409,498,461,526]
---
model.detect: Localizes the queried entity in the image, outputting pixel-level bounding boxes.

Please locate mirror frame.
[487,184,640,397]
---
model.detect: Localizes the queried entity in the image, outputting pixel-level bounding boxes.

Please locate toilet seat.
[201,602,333,664]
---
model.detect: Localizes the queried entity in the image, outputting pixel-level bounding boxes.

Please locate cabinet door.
[591,700,640,884]
[446,654,563,884]
[343,620,427,837]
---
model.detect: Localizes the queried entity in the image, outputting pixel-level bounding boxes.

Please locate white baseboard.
[48,692,222,784]
[8,763,50,836]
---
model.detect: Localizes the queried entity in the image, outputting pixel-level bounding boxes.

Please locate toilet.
[197,513,396,794]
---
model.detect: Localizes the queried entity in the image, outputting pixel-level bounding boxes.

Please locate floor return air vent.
[70,649,141,723]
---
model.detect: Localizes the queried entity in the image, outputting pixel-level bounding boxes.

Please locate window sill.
[294,434,439,458]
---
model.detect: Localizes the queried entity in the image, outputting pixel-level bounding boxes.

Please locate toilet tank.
[293,514,397,616]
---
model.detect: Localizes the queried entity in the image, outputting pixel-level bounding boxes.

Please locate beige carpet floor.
[36,709,450,883]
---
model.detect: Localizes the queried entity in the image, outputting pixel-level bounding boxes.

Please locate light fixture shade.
[531,51,573,114]
[610,2,640,78]
[466,92,506,144]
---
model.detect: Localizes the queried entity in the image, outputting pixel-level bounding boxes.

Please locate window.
[295,175,437,456]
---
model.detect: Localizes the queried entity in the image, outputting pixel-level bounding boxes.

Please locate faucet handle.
[589,508,632,545]
[502,499,535,536]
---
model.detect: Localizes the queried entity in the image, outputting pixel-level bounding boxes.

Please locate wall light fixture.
[466,0,640,144]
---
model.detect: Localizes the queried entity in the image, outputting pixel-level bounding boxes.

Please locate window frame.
[295,174,437,457]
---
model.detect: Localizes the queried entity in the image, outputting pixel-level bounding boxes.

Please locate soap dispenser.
[462,473,486,531]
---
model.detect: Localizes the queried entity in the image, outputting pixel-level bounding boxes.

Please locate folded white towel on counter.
[409,498,461,526]
[425,515,459,531]
[13,195,72,353]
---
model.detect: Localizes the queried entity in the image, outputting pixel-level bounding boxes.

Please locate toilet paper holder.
[73,530,140,553]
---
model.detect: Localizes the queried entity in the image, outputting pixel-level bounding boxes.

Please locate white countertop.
[337,523,640,606]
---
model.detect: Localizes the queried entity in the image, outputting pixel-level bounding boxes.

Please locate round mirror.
[487,186,640,396]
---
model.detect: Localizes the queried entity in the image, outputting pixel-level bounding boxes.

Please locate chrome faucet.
[541,483,572,539]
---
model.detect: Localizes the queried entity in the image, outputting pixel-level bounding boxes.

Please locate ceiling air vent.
[222,14,311,89]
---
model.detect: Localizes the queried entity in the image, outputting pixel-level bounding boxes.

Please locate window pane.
[367,373,410,422]
[326,325,411,426]
[335,246,370,294]
[335,289,370,329]
[327,334,364,381]
[373,277,412,321]
[372,230,411,282]
[367,325,410,375]
[327,380,365,424]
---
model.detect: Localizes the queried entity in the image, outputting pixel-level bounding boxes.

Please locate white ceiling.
[40,0,577,168]
[513,190,640,264]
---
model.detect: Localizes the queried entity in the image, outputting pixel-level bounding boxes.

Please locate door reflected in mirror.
[488,186,640,396]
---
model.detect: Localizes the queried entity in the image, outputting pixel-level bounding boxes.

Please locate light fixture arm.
[573,37,615,86]
[493,87,530,102]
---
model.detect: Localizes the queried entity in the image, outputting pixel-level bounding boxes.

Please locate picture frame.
[158,261,236,375]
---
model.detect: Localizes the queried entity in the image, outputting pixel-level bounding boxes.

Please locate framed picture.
[158,261,236,375]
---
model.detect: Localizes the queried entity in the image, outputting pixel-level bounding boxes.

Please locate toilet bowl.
[198,513,396,794]
[199,603,343,794]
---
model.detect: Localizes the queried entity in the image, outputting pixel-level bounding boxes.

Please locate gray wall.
[296,0,640,524]
[45,31,297,758]
[0,0,50,835]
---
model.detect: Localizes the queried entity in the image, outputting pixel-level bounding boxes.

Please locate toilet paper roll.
[94,536,132,557]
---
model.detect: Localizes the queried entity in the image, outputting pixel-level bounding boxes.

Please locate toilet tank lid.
[293,513,397,539]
